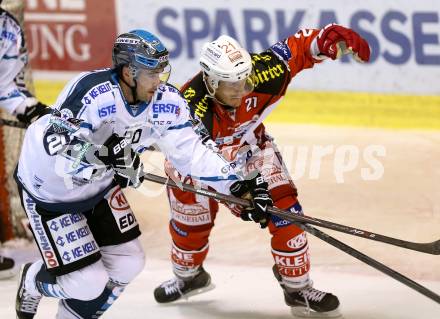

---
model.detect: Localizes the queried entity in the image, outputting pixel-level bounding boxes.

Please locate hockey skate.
[0,255,18,279]
[273,265,341,318]
[16,263,42,319]
[154,267,215,303]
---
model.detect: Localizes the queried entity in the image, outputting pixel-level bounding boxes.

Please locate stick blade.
[431,239,440,255]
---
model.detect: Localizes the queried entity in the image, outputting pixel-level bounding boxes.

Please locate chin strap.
[118,66,140,105]
[120,77,139,105]
[202,73,217,97]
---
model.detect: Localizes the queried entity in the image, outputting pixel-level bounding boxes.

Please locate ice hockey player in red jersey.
[153,23,370,318]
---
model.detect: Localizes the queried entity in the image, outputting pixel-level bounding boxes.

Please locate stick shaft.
[143,173,440,304]
[302,225,440,304]
[143,173,440,255]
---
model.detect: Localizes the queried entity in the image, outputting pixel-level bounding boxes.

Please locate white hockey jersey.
[0,8,36,115]
[15,69,237,213]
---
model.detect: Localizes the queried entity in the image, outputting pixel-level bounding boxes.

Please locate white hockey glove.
[230,172,273,229]
[95,134,144,188]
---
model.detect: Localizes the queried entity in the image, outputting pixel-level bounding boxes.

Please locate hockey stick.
[143,173,440,255]
[142,173,440,304]
[300,224,440,304]
[0,118,27,128]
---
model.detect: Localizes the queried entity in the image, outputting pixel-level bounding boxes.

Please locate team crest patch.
[60,108,74,120]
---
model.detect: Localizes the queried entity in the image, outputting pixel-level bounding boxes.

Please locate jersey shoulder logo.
[270,40,292,61]
[81,81,112,105]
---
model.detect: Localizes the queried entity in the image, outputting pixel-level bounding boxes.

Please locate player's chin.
[228,97,243,108]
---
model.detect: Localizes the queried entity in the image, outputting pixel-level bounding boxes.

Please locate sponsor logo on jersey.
[109,187,130,211]
[55,225,91,245]
[170,199,211,226]
[82,82,112,105]
[98,104,116,118]
[23,195,59,269]
[287,233,308,249]
[148,119,173,125]
[289,202,303,215]
[246,154,290,189]
[274,247,310,277]
[273,218,292,227]
[274,254,308,267]
[60,240,98,265]
[251,54,285,87]
[49,214,86,231]
[171,247,195,266]
[215,119,259,146]
[0,30,17,42]
[272,202,303,227]
[183,87,210,119]
[270,41,292,61]
[171,220,188,237]
[48,212,99,266]
[107,186,138,233]
[152,103,180,114]
[117,212,138,232]
[83,96,92,104]
[49,113,82,133]
[220,149,253,174]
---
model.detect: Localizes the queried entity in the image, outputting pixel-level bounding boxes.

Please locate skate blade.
[291,306,341,318]
[182,283,216,300]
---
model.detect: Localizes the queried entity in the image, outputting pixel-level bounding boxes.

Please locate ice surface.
[1,125,439,318]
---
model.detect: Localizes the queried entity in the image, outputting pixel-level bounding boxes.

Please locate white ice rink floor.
[1,258,439,319]
[1,125,439,318]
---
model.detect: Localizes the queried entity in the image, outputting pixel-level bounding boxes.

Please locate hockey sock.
[60,279,126,318]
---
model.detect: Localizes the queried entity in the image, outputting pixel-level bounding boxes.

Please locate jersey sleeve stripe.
[167,121,192,130]
[79,122,94,131]
[2,55,18,59]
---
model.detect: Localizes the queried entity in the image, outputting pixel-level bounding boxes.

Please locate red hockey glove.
[316,23,370,62]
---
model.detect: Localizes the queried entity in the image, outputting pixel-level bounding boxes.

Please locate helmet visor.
[217,68,256,96]
[139,64,171,84]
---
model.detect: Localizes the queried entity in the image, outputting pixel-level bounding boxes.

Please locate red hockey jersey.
[181,29,321,161]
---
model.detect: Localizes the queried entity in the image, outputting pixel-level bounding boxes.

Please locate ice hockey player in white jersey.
[14,29,272,319]
[0,0,50,280]
[0,1,49,124]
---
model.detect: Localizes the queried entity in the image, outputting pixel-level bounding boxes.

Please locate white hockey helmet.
[200,35,254,96]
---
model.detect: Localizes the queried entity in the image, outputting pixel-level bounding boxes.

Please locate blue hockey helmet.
[113,29,170,80]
